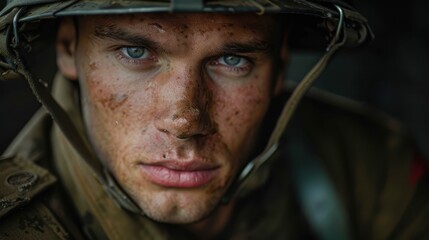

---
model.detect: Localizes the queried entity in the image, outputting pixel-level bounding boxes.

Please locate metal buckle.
[326,5,347,51]
[11,7,25,49]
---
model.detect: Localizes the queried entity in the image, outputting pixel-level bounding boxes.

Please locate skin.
[57,13,287,237]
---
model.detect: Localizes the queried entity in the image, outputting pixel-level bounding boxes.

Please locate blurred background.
[286,0,429,159]
[1,1,428,159]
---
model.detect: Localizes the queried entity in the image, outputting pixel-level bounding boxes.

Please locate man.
[0,0,427,239]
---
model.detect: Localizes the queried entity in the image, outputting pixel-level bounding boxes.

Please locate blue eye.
[207,55,253,78]
[219,55,247,67]
[121,47,149,59]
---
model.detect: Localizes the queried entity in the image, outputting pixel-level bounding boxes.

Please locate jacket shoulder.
[0,199,71,239]
[299,87,407,135]
[294,88,429,239]
[0,155,70,239]
[0,155,56,219]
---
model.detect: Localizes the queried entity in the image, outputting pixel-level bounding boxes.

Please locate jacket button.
[5,171,38,192]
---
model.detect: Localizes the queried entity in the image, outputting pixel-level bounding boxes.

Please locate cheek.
[81,53,151,123]
[78,60,155,163]
[214,74,271,149]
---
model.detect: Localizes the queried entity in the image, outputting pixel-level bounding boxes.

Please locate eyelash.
[210,55,253,74]
[113,46,253,76]
[115,46,158,67]
[224,65,251,74]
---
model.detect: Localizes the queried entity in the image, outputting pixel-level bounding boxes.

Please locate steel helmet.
[0,0,373,217]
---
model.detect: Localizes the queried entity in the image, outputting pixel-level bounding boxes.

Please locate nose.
[155,66,215,140]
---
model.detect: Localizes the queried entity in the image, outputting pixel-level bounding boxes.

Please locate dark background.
[1,1,428,159]
[289,0,429,159]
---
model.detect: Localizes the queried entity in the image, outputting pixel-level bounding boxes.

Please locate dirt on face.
[58,12,286,228]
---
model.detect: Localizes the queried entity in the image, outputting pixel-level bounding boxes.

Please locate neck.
[184,199,236,239]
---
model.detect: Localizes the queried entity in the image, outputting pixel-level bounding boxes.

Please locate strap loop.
[11,8,25,49]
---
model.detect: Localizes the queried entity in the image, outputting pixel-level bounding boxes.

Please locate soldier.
[0,0,427,239]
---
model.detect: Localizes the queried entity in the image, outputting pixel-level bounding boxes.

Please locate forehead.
[78,13,281,40]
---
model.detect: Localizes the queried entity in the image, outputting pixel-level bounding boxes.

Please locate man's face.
[57,13,285,223]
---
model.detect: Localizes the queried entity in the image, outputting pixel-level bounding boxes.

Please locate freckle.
[179,24,188,34]
[235,110,239,115]
[120,110,128,118]
[89,79,99,87]
[162,154,166,159]
[104,93,128,110]
[89,62,98,70]
[141,128,147,134]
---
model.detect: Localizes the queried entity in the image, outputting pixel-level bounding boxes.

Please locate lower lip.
[139,165,219,188]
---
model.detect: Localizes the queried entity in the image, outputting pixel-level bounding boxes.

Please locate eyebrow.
[221,41,271,54]
[94,24,272,54]
[94,24,162,50]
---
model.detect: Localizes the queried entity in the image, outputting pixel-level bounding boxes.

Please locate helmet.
[0,0,373,215]
[1,0,372,51]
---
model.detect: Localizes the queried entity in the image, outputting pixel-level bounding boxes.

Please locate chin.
[134,190,222,224]
[141,204,218,224]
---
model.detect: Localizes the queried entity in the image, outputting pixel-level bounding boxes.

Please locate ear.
[56,17,78,80]
[274,32,289,96]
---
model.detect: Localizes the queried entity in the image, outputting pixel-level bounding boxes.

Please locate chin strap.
[222,5,347,203]
[6,7,143,214]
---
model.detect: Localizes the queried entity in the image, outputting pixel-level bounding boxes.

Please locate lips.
[138,160,220,188]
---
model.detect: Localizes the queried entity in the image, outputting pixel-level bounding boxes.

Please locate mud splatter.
[102,93,129,110]
[149,23,165,33]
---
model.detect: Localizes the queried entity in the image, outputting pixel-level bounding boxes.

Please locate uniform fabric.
[1,74,429,239]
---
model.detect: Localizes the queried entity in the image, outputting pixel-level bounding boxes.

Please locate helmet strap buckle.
[11,7,25,49]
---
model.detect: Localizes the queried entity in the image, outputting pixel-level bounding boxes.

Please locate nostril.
[156,116,214,140]
[155,103,215,140]
[176,134,190,140]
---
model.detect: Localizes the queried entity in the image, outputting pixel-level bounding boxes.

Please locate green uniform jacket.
[1,76,428,239]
